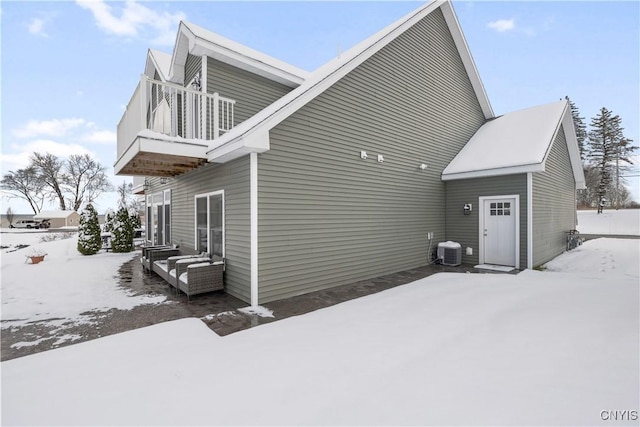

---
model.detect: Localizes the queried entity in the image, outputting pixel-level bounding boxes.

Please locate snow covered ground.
[2,218,639,425]
[577,208,639,235]
[0,231,165,335]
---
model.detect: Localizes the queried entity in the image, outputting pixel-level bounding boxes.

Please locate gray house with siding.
[114,0,585,305]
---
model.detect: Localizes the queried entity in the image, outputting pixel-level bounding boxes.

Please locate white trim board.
[250,152,259,307]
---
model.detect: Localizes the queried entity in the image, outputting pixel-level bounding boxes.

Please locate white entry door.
[482,197,517,267]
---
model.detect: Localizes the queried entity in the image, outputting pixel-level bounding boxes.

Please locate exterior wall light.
[420,163,427,170]
[377,154,384,163]
[360,151,368,159]
[464,203,472,215]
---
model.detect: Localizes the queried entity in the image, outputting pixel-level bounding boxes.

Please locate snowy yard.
[1,212,639,426]
[577,208,640,235]
[1,231,165,330]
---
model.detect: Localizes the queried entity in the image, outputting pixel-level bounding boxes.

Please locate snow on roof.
[147,49,171,81]
[442,100,576,180]
[206,0,493,163]
[33,210,78,219]
[169,21,309,87]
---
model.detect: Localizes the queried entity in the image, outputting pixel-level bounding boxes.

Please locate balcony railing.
[117,75,235,159]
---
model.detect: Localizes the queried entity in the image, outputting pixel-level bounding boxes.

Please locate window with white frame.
[146,189,171,245]
[194,190,224,257]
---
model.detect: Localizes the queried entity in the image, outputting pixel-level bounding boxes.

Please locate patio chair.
[153,253,209,286]
[140,245,170,269]
[143,247,180,273]
[170,257,213,291]
[177,257,225,302]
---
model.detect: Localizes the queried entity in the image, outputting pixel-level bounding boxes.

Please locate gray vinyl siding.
[445,175,528,269]
[256,8,486,303]
[206,59,294,126]
[185,54,202,87]
[145,157,251,303]
[532,125,576,267]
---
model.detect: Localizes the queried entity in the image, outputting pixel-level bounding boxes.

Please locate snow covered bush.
[110,206,135,253]
[129,208,141,230]
[102,209,115,233]
[77,204,102,255]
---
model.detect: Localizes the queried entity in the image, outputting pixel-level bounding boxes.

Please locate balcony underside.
[114,133,208,177]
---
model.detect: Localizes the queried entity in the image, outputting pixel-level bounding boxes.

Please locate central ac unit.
[437,241,462,266]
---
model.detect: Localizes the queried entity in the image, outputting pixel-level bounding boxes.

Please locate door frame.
[478,194,520,269]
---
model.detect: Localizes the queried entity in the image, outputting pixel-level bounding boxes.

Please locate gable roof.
[169,21,309,87]
[206,0,494,163]
[441,100,586,189]
[33,210,78,219]
[145,49,172,81]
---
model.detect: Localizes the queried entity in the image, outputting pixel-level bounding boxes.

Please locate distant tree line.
[0,152,113,214]
[567,97,638,211]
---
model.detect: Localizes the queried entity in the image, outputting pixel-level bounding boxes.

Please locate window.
[146,189,171,245]
[490,202,511,216]
[194,190,224,257]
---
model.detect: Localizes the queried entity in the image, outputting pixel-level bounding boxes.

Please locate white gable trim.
[538,101,586,190]
[207,0,492,162]
[145,49,170,81]
[169,22,308,87]
[560,103,586,189]
[440,2,493,119]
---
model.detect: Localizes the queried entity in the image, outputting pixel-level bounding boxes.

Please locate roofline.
[440,1,494,119]
[559,101,587,189]
[168,21,308,87]
[145,49,170,81]
[442,99,586,188]
[208,0,493,161]
[441,163,545,181]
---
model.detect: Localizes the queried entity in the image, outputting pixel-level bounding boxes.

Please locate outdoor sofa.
[141,245,226,300]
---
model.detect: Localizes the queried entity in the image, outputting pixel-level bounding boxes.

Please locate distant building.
[33,211,81,229]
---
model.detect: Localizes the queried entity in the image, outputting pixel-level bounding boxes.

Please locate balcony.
[115,75,235,177]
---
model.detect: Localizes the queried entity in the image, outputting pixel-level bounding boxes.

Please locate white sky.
[1,1,638,214]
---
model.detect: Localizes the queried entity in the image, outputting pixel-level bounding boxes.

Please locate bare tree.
[30,152,67,210]
[117,180,138,210]
[6,206,15,227]
[0,167,46,214]
[63,154,114,211]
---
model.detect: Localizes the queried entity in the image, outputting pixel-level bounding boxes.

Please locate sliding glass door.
[195,190,224,257]
[146,189,171,245]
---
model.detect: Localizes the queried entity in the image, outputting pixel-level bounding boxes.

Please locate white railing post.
[213,92,220,139]
[172,87,179,138]
[139,74,148,131]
